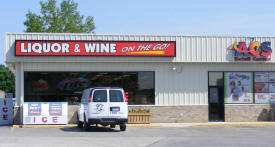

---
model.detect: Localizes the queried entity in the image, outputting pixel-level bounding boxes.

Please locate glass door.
[208,72,224,121]
[209,86,224,121]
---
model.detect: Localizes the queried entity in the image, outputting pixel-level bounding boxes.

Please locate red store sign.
[15,40,176,57]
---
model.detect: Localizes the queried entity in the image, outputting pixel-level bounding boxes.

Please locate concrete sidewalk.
[141,122,275,127]
[12,121,275,128]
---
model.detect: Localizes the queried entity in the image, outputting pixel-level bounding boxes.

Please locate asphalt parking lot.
[1,125,275,147]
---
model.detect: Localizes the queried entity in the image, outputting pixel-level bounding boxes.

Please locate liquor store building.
[4,33,275,124]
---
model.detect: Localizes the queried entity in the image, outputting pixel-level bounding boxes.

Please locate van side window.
[110,90,124,102]
[93,90,107,102]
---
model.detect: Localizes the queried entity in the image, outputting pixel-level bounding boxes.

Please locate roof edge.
[4,32,275,38]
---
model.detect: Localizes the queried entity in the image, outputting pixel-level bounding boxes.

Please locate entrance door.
[209,86,224,121]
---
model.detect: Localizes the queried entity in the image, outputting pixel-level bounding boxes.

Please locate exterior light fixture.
[169,64,183,73]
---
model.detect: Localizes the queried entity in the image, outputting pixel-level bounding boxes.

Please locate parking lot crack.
[146,137,166,147]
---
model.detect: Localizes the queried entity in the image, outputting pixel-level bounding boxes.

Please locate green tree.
[0,65,15,95]
[24,0,95,33]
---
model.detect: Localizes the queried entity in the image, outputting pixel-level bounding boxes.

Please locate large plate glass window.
[24,71,155,105]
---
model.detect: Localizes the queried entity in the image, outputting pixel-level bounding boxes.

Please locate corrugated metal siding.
[5,33,275,63]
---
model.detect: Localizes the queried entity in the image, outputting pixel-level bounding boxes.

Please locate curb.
[12,124,156,128]
[127,124,159,128]
[11,122,275,128]
[192,122,275,127]
[12,125,77,128]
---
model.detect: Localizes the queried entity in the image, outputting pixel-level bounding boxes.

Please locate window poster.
[255,93,270,104]
[269,83,275,93]
[255,72,269,82]
[271,93,275,99]
[269,72,275,82]
[254,82,269,93]
[254,72,275,104]
[224,72,253,103]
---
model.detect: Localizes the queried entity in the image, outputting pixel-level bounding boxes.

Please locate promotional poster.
[225,72,253,103]
[254,72,275,103]
[254,82,269,93]
[254,72,269,82]
[255,93,271,103]
[269,72,275,82]
[269,83,275,93]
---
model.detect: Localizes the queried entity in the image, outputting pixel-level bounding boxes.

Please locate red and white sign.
[15,41,176,57]
[23,102,67,125]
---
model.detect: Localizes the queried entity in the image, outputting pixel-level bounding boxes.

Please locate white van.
[77,87,128,131]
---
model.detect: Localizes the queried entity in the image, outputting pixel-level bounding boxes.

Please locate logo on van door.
[96,104,104,113]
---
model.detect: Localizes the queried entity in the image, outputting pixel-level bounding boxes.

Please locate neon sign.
[58,78,90,91]
[227,41,272,61]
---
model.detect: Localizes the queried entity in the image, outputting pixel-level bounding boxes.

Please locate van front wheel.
[120,124,126,131]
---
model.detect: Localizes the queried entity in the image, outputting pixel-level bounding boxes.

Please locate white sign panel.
[23,102,67,125]
[0,98,13,125]
[269,72,275,82]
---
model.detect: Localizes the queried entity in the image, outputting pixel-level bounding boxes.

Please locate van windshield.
[93,90,107,102]
[110,90,124,102]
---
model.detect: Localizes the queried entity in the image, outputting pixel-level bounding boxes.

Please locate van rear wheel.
[84,122,89,131]
[120,124,126,131]
[77,114,83,128]
[78,121,83,128]
[83,115,89,131]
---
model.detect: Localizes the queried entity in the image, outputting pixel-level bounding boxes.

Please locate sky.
[1,0,275,65]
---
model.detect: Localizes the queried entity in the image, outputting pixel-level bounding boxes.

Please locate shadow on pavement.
[60,126,121,132]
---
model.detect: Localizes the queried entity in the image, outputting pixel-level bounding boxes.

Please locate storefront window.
[254,72,275,104]
[224,72,253,104]
[223,71,275,104]
[24,72,155,105]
